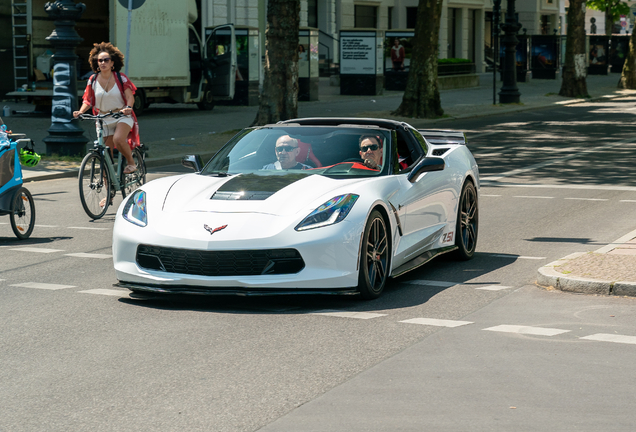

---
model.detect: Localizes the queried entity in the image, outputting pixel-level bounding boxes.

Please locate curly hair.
[88,42,125,73]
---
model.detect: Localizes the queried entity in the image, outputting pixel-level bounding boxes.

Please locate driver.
[359,135,383,170]
[263,135,310,170]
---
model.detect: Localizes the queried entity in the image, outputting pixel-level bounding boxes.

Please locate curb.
[536,252,636,297]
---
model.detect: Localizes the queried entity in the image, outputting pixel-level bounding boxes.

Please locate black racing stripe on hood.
[211,173,308,200]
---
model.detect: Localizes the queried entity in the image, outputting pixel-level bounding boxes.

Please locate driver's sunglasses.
[276,145,298,153]
[98,58,111,63]
[360,144,380,152]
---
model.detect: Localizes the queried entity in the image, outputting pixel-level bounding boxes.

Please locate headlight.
[122,190,147,227]
[295,194,359,231]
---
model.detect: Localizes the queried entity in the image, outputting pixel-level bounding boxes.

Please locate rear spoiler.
[418,129,466,146]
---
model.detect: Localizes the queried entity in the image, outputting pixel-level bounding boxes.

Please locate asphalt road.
[2,96,636,431]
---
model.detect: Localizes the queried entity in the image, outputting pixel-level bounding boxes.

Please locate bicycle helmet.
[19,141,41,167]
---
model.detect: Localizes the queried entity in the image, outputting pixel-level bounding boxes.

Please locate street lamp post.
[42,0,88,156]
[498,0,522,104]
[492,0,501,104]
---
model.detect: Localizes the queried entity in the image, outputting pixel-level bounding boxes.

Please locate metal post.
[43,0,88,156]
[492,0,501,104]
[125,0,132,76]
[498,0,522,104]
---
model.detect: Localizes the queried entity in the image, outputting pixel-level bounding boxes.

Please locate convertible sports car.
[112,118,479,299]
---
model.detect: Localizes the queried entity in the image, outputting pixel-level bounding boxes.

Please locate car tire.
[197,84,215,111]
[357,209,389,300]
[453,180,478,260]
[133,89,146,116]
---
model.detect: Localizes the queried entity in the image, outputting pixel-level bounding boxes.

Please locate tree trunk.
[605,6,613,37]
[559,0,588,97]
[618,26,636,88]
[392,0,444,118]
[252,0,300,126]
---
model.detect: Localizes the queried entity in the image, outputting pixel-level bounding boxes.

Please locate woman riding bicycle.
[73,42,140,175]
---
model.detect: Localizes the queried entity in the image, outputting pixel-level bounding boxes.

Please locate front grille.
[136,245,305,276]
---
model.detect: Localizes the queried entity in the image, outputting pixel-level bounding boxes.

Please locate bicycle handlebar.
[77,111,127,120]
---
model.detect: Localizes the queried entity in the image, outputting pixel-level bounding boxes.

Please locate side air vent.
[432,148,449,156]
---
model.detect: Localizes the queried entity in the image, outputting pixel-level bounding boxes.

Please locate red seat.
[296,140,322,167]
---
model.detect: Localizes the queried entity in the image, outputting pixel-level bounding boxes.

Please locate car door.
[204,24,237,100]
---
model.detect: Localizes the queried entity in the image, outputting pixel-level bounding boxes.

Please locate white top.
[95,79,125,113]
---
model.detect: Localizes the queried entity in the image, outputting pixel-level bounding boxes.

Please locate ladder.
[11,0,32,91]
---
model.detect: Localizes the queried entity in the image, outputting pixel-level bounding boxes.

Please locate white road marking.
[564,197,609,201]
[68,227,110,231]
[35,225,58,228]
[79,289,130,297]
[595,227,636,253]
[480,194,501,197]
[483,325,570,336]
[482,137,636,182]
[491,254,546,260]
[513,195,555,199]
[580,333,636,345]
[400,318,473,328]
[475,285,513,291]
[10,282,76,290]
[311,310,387,320]
[64,253,112,259]
[620,200,636,203]
[483,183,636,192]
[406,280,456,287]
[8,247,64,253]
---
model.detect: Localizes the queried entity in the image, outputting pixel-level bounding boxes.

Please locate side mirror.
[407,157,445,183]
[182,154,203,172]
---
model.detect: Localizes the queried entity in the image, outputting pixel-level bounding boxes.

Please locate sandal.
[124,164,137,174]
[99,197,114,208]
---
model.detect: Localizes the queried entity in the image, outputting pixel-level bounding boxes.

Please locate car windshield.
[201,126,392,178]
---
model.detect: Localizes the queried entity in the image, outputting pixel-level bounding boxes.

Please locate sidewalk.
[4,72,636,295]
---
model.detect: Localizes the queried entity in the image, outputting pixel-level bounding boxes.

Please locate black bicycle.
[77,112,147,219]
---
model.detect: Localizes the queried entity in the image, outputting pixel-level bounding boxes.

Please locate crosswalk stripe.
[64,253,112,259]
[475,285,513,291]
[405,280,456,287]
[79,289,130,297]
[580,333,636,345]
[8,247,64,253]
[483,325,570,336]
[312,310,387,320]
[10,282,76,290]
[400,318,473,327]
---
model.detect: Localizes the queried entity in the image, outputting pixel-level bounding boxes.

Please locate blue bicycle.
[0,128,38,240]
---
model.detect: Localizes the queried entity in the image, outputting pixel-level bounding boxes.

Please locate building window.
[355,5,377,28]
[388,7,393,29]
[406,7,417,29]
[308,0,318,28]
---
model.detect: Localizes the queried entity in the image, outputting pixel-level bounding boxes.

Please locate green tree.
[560,0,588,97]
[586,0,630,36]
[392,0,444,119]
[253,0,300,125]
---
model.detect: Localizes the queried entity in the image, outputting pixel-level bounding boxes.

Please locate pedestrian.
[73,42,140,175]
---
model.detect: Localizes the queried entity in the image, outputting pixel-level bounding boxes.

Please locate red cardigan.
[82,72,140,148]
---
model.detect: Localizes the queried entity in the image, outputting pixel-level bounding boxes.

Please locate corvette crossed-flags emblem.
[204,224,228,235]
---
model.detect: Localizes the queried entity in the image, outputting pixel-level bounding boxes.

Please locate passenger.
[359,134,383,170]
[263,135,311,170]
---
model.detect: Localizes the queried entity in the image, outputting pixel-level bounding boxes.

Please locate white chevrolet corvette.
[112,118,479,299]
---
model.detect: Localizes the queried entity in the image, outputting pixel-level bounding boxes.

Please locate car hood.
[161,173,364,217]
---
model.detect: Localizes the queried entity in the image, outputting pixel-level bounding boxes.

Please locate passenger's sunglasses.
[97,58,111,63]
[360,144,380,152]
[276,145,298,153]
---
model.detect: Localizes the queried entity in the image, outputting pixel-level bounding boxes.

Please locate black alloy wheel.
[358,210,389,299]
[454,181,478,260]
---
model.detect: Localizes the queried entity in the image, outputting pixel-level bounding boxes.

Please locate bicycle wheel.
[120,147,147,199]
[10,187,35,240]
[79,152,111,219]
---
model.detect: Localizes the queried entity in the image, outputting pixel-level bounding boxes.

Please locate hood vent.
[210,173,307,201]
